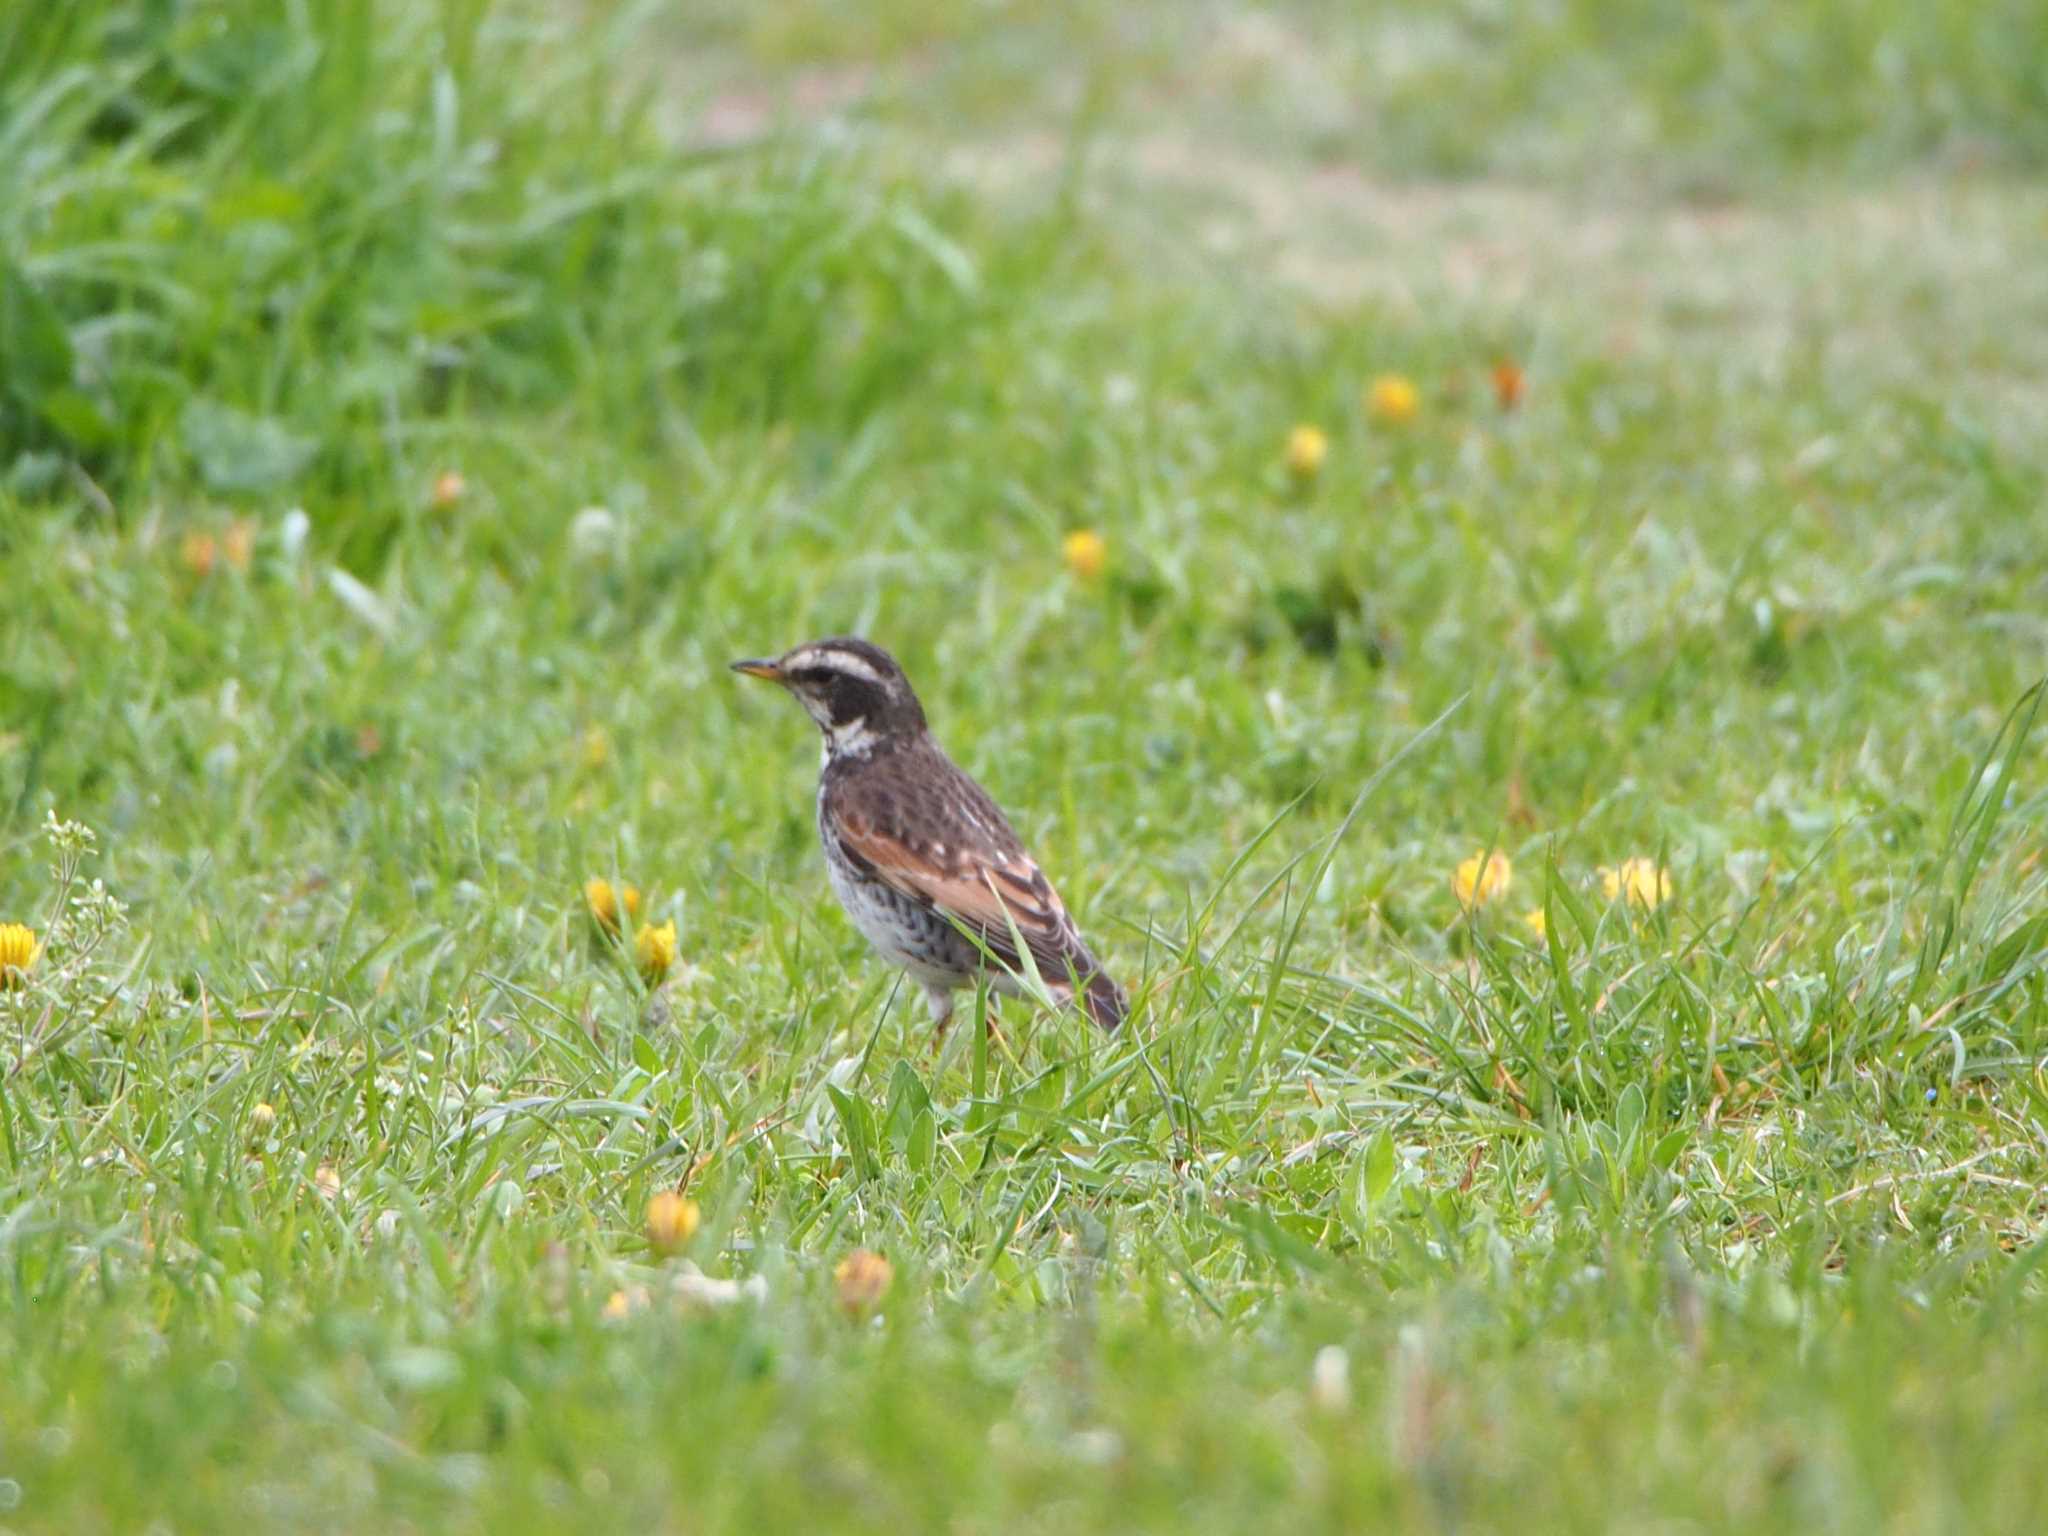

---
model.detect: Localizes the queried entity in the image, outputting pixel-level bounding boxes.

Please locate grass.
[4,0,2048,1529]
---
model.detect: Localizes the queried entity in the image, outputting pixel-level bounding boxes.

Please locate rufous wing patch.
[834,813,1091,987]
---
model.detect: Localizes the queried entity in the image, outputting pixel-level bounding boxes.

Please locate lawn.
[3,0,2047,1529]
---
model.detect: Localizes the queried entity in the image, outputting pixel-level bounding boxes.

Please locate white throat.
[798,691,877,758]
[823,714,876,759]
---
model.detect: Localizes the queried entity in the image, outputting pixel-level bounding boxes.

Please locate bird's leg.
[923,982,955,1055]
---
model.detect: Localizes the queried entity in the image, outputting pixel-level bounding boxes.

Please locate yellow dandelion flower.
[1492,359,1526,411]
[834,1248,893,1317]
[601,1287,647,1320]
[583,877,641,933]
[0,923,39,989]
[580,727,611,770]
[313,1162,342,1199]
[430,470,466,509]
[645,1190,701,1251]
[1366,374,1419,426]
[223,518,256,572]
[1285,424,1329,480]
[1452,850,1513,911]
[180,530,220,578]
[1062,529,1107,581]
[249,1102,277,1134]
[1600,857,1673,909]
[635,919,677,984]
[1521,907,1547,941]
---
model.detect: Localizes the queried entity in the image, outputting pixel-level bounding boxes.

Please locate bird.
[730,637,1127,1034]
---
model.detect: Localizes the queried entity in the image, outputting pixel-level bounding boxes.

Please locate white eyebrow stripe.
[803,648,885,686]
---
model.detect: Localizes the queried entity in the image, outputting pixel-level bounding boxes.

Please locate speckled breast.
[818,796,981,984]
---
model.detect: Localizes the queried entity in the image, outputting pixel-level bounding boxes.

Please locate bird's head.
[730,636,927,754]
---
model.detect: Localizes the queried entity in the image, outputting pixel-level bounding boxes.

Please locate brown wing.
[831,749,1125,1028]
[835,806,1087,980]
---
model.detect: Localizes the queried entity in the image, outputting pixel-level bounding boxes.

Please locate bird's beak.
[729,657,785,683]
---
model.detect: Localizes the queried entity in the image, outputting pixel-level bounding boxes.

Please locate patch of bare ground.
[651,6,2048,445]
[962,130,2048,441]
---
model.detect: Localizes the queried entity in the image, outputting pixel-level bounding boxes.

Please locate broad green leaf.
[0,261,75,402]
[827,1083,879,1181]
[1363,1127,1396,1207]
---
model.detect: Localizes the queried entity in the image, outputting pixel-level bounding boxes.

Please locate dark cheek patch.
[826,676,881,725]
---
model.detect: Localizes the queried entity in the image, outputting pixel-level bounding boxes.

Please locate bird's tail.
[1079,968,1128,1032]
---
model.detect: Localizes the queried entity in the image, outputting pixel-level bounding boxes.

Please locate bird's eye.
[791,666,833,686]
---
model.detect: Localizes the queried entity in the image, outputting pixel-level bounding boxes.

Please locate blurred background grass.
[3,1,2048,1530]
